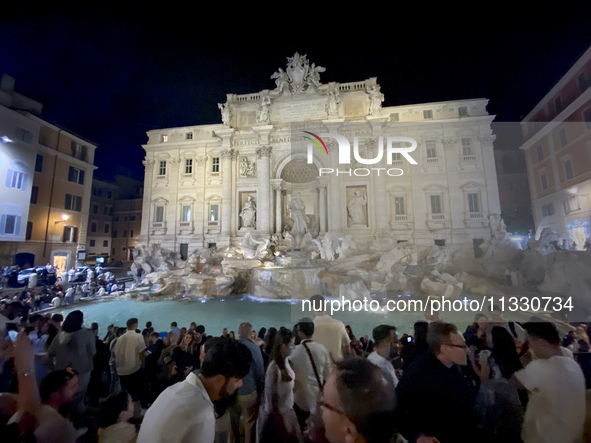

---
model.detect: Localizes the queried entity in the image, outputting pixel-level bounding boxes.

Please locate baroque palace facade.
[139,54,501,259]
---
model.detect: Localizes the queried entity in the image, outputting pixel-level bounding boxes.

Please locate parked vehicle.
[16,267,57,287]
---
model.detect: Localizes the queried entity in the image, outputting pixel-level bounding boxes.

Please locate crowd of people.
[0,264,128,315]
[0,294,590,442]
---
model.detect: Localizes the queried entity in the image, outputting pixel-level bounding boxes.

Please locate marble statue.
[367,85,384,115]
[306,63,325,88]
[347,191,367,226]
[240,196,256,228]
[325,89,340,117]
[239,232,271,259]
[271,68,289,93]
[256,96,271,123]
[240,156,256,178]
[218,103,231,126]
[289,192,309,250]
[271,53,326,94]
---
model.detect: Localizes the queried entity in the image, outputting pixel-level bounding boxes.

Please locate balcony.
[426,214,448,230]
[150,221,166,235]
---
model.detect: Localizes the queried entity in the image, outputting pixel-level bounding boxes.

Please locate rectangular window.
[92,204,98,214]
[458,106,468,117]
[565,159,574,180]
[579,73,588,93]
[186,132,193,140]
[103,240,108,247]
[423,110,433,119]
[394,197,405,215]
[130,215,136,221]
[113,231,117,238]
[182,205,191,222]
[542,203,554,216]
[555,97,563,114]
[67,166,85,184]
[426,140,437,158]
[392,152,402,161]
[210,204,219,221]
[26,221,33,240]
[461,138,473,155]
[468,193,480,213]
[71,142,87,161]
[130,229,134,237]
[107,191,112,199]
[1,214,21,235]
[65,194,82,211]
[559,128,567,147]
[212,157,220,173]
[536,145,544,161]
[541,173,548,190]
[158,161,166,176]
[62,226,78,242]
[390,113,399,122]
[90,239,95,247]
[161,135,168,142]
[584,108,591,130]
[104,224,110,234]
[15,128,32,143]
[91,222,97,233]
[35,154,43,172]
[155,206,164,222]
[434,239,446,247]
[430,195,442,214]
[185,159,193,174]
[30,186,38,204]
[567,195,580,213]
[6,169,27,190]
[123,230,127,238]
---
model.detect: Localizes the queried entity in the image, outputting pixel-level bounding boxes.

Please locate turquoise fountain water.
[54,295,435,339]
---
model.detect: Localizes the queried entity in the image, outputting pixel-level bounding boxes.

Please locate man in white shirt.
[35,368,81,443]
[367,324,399,387]
[290,318,332,430]
[514,319,585,443]
[114,317,148,409]
[138,338,253,443]
[309,295,351,362]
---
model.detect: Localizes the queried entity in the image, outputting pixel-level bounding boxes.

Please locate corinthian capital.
[256,146,273,158]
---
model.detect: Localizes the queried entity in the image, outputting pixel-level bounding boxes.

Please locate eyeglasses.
[442,342,467,349]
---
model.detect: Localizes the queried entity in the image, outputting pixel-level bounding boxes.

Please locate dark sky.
[2,3,591,181]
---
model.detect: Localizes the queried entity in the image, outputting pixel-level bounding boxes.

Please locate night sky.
[2,4,591,181]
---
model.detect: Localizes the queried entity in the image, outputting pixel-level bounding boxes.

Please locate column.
[221,149,233,237]
[256,146,272,233]
[318,183,327,233]
[327,142,343,232]
[138,159,155,245]
[275,186,283,234]
[230,150,239,236]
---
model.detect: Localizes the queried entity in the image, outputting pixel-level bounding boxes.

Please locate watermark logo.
[305,133,418,177]
[302,131,328,155]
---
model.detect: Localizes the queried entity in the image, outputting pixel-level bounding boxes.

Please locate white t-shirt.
[367,351,399,387]
[313,315,350,362]
[515,355,585,443]
[137,372,215,443]
[290,340,332,412]
[34,403,78,443]
[114,329,146,376]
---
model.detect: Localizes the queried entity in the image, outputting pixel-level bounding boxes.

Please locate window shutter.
[5,170,13,188]
[62,226,68,242]
[14,216,21,236]
[73,227,78,243]
[79,170,85,184]
[0,214,6,234]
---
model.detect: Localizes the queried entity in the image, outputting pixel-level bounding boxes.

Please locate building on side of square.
[0,75,97,273]
[86,179,118,263]
[139,54,501,261]
[520,46,591,249]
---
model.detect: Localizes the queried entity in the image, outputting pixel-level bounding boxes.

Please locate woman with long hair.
[98,390,137,443]
[257,327,303,443]
[170,331,199,381]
